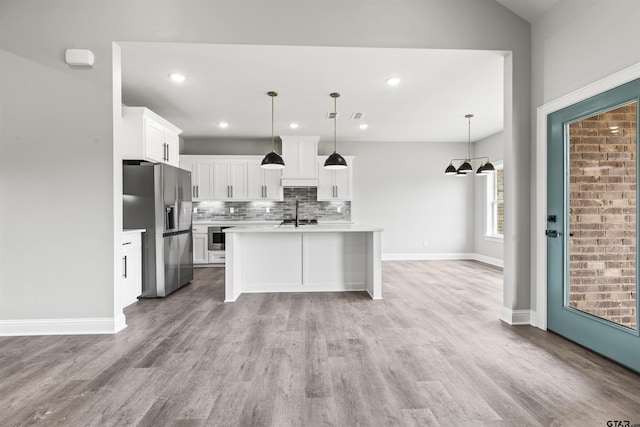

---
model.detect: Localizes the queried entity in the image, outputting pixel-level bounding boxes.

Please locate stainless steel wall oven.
[208,226,231,251]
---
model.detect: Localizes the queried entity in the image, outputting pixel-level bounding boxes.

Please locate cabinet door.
[196,160,214,200]
[144,119,166,163]
[229,162,247,200]
[246,159,264,200]
[213,161,232,200]
[164,129,180,167]
[332,167,351,200]
[193,233,208,264]
[316,159,335,200]
[179,158,197,199]
[263,168,282,200]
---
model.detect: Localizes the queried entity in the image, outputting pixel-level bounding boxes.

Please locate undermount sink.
[273,223,319,228]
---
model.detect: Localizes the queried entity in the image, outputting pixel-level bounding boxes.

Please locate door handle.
[545,230,559,238]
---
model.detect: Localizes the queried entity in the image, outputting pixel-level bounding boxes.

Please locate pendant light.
[261,91,285,169]
[445,114,495,176]
[324,92,348,169]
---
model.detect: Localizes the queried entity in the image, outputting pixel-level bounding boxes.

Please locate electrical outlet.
[266,207,270,213]
[230,207,234,214]
[193,207,198,213]
[337,206,342,213]
[423,240,429,247]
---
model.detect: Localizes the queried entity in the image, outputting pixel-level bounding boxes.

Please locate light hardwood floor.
[1,260,639,426]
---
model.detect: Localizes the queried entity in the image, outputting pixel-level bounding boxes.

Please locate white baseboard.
[382,252,503,268]
[0,316,128,336]
[500,307,534,325]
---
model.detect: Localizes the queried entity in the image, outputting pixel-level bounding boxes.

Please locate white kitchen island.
[224,224,383,302]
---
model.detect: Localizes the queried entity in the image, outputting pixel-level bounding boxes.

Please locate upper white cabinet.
[180,157,214,200]
[122,107,182,167]
[317,156,354,201]
[213,159,247,200]
[281,136,320,187]
[181,155,284,201]
[247,158,283,200]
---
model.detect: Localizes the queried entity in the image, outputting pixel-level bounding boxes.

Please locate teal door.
[547,78,640,373]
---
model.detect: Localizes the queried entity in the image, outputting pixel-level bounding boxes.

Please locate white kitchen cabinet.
[192,224,208,264]
[317,156,354,201]
[213,159,247,200]
[122,107,182,167]
[180,157,215,200]
[122,230,143,308]
[247,158,283,200]
[280,136,320,187]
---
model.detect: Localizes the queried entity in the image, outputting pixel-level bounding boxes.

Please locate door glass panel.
[568,101,637,330]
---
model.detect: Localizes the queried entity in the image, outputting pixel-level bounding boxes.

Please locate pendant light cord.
[333,95,337,154]
[271,94,275,153]
[467,115,471,160]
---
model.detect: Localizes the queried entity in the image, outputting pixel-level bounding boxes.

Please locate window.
[485,161,504,239]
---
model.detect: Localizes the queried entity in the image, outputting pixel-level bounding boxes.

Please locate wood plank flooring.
[1,260,640,426]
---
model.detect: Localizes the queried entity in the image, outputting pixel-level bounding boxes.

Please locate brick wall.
[568,102,637,330]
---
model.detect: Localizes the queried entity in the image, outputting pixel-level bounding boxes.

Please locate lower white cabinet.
[122,231,143,308]
[192,225,208,264]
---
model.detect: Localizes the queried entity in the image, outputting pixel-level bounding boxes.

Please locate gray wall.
[531,0,640,311]
[473,132,504,262]
[0,0,531,324]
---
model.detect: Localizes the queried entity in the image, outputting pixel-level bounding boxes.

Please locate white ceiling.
[121,43,505,144]
[495,0,561,23]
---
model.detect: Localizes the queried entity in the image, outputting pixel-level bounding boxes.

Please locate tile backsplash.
[193,187,351,222]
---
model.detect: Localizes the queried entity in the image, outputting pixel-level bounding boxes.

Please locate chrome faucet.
[295,199,299,227]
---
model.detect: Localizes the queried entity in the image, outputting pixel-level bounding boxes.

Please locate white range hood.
[280,135,319,187]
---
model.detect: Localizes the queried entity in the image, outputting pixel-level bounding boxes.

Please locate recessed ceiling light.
[386,77,402,86]
[359,124,368,130]
[169,73,186,82]
[289,123,299,129]
[218,122,229,128]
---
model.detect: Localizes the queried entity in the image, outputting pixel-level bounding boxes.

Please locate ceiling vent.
[350,112,365,120]
[326,112,340,119]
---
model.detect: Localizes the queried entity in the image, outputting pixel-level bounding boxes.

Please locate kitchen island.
[224,224,383,302]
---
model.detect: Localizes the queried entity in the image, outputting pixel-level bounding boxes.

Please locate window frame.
[484,160,504,241]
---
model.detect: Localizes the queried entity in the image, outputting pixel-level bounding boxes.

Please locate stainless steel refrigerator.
[123,162,194,297]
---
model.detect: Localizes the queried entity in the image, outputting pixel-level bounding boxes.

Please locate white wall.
[473,132,504,263]
[322,140,474,256]
[531,0,640,312]
[0,0,531,331]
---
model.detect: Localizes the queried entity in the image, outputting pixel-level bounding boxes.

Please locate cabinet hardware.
[193,185,196,198]
[545,230,559,238]
[123,255,128,278]
[122,242,132,246]
[231,186,233,198]
[196,185,199,198]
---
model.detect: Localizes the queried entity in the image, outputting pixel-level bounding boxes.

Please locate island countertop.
[224,224,383,233]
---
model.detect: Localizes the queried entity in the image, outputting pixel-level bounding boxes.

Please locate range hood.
[280,136,319,187]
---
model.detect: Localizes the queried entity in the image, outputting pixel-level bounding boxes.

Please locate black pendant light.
[324,92,348,170]
[445,114,495,176]
[261,91,285,169]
